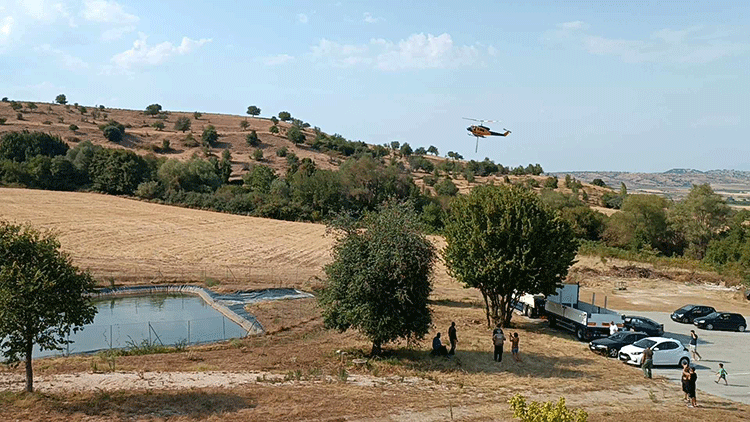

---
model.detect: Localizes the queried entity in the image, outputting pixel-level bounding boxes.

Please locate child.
[511,332,522,362]
[715,363,728,385]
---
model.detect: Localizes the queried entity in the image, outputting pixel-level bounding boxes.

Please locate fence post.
[188,320,191,344]
[148,321,151,344]
[223,316,226,340]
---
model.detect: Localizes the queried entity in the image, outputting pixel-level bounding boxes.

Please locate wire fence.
[37,315,254,358]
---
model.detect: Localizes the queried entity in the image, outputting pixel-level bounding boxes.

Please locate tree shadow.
[429,298,483,309]
[50,390,256,419]
[367,347,588,379]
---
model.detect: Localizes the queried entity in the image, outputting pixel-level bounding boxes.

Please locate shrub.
[240,131,258,148]
[193,111,202,120]
[183,133,200,147]
[591,178,606,187]
[161,139,171,152]
[55,94,67,105]
[152,121,165,131]
[252,149,264,161]
[0,118,5,125]
[145,103,162,116]
[434,178,458,196]
[16,113,23,120]
[544,176,558,189]
[174,116,191,132]
[423,175,437,186]
[239,120,249,130]
[269,125,279,134]
[276,146,288,157]
[509,394,587,422]
[278,111,291,121]
[42,120,52,125]
[135,180,163,199]
[287,126,305,145]
[101,121,125,143]
[201,125,219,146]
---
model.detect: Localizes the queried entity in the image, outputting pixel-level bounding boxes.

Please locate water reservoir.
[35,294,247,358]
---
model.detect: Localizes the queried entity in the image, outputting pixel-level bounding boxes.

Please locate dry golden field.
[2,188,750,421]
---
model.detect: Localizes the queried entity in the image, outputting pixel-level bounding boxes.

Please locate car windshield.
[633,339,657,349]
[704,312,719,319]
[610,332,628,340]
[676,305,695,312]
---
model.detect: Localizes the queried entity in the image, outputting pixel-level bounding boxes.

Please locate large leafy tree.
[443,185,578,327]
[246,105,261,117]
[669,184,730,259]
[318,201,436,355]
[0,222,97,392]
[55,94,67,105]
[603,194,673,253]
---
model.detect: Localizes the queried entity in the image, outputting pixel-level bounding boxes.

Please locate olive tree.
[246,105,261,117]
[443,185,578,327]
[55,94,67,105]
[318,202,436,355]
[0,222,97,392]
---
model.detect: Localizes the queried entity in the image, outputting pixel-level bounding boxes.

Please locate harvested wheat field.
[1,188,750,421]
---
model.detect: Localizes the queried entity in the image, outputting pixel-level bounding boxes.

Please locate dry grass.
[1,189,750,420]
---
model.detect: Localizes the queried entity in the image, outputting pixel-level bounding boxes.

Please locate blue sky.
[1,1,749,172]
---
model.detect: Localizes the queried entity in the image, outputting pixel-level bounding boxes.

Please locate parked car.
[619,337,691,367]
[589,331,649,358]
[623,315,664,336]
[693,312,746,332]
[670,305,716,324]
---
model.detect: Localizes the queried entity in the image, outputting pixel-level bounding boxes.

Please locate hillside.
[0,100,613,210]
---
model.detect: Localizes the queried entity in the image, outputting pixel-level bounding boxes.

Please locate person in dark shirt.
[687,367,699,408]
[448,322,458,355]
[641,346,653,378]
[432,332,448,357]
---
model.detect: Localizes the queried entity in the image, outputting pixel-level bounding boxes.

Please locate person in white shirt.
[609,321,619,336]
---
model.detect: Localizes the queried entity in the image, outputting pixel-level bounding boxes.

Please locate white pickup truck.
[545,284,623,341]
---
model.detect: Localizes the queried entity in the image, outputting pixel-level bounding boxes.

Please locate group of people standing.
[431,322,522,364]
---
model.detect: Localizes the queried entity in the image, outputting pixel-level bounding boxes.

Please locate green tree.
[26,102,37,112]
[243,164,277,194]
[0,131,69,162]
[69,124,78,131]
[278,111,291,121]
[174,116,191,132]
[400,143,413,157]
[193,111,202,120]
[201,125,219,146]
[10,101,22,111]
[247,105,261,117]
[152,121,165,131]
[603,194,671,253]
[89,148,150,194]
[0,222,97,392]
[434,178,458,196]
[269,125,279,134]
[270,116,279,125]
[318,201,436,355]
[443,185,577,327]
[158,158,221,192]
[543,177,558,189]
[414,146,427,155]
[103,125,123,143]
[287,126,306,145]
[145,103,162,116]
[55,94,67,105]
[239,120,249,130]
[670,184,731,259]
[390,140,400,151]
[246,130,260,147]
[427,145,439,156]
[252,148,264,161]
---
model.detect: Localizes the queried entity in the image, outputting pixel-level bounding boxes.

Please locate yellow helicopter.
[463,118,511,152]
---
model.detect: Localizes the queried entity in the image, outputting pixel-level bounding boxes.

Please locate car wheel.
[706,324,713,330]
[682,318,690,323]
[738,325,745,333]
[609,348,619,358]
[679,357,690,367]
[548,317,556,328]
[576,328,585,341]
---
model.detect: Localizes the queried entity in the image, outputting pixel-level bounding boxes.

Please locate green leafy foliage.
[669,184,730,259]
[0,131,69,162]
[243,164,277,194]
[252,148,264,161]
[603,194,675,254]
[399,143,413,157]
[246,105,261,117]
[318,201,436,355]
[591,178,606,187]
[269,125,279,134]
[246,130,260,147]
[174,116,191,132]
[239,120,249,130]
[287,126,305,145]
[509,394,588,422]
[55,94,67,105]
[201,125,219,147]
[544,177,558,189]
[0,222,97,392]
[158,158,221,193]
[434,178,458,196]
[89,149,150,194]
[100,120,125,143]
[443,185,578,327]
[152,121,165,131]
[145,103,162,116]
[193,111,202,120]
[278,111,291,121]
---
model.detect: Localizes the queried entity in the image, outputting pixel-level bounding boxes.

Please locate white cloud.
[35,44,88,70]
[309,33,483,70]
[82,0,138,23]
[18,0,71,23]
[363,12,381,24]
[111,33,211,69]
[297,13,308,24]
[262,54,294,66]
[1,16,13,40]
[101,25,135,42]
[546,21,748,64]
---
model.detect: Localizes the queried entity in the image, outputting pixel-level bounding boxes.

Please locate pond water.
[35,294,247,358]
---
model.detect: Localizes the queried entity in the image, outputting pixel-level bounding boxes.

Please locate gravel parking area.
[617,311,750,405]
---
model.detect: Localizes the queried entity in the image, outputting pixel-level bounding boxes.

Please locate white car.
[618,337,691,367]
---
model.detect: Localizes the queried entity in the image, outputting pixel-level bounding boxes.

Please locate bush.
[509,394,587,422]
[183,133,200,147]
[239,120,249,130]
[252,148,264,161]
[246,130,260,147]
[16,113,23,120]
[55,94,67,105]
[42,120,52,125]
[161,140,171,152]
[287,126,305,145]
[269,125,279,134]
[103,125,123,143]
[423,175,437,186]
[276,146,288,157]
[135,180,163,199]
[0,118,5,125]
[193,111,202,120]
[174,116,191,132]
[591,178,606,187]
[152,121,165,131]
[544,176,558,189]
[145,103,162,116]
[434,178,458,196]
[278,111,291,121]
[201,125,219,146]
